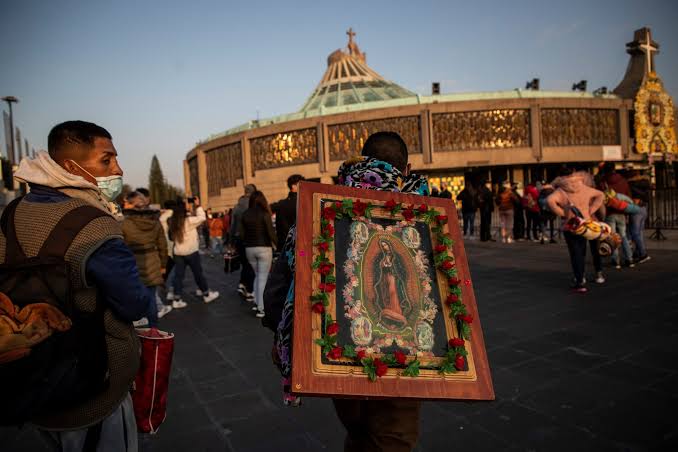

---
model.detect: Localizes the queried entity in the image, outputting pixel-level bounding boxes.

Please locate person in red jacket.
[598,163,634,268]
[523,181,542,242]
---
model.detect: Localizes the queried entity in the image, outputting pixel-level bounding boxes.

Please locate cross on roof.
[347,27,356,45]
[639,28,658,74]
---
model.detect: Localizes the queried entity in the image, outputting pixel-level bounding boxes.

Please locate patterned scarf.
[337,156,430,196]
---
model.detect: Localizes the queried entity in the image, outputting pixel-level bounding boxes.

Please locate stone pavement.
[3,240,677,451]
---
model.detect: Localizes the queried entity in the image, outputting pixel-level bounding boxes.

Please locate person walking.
[169,196,219,306]
[230,184,257,302]
[495,181,517,243]
[626,168,651,263]
[271,174,304,250]
[271,131,429,450]
[456,183,478,239]
[523,180,542,242]
[511,182,525,241]
[5,120,153,450]
[538,182,558,243]
[547,168,606,292]
[239,191,277,318]
[478,179,494,242]
[122,191,171,326]
[598,163,634,269]
[208,212,224,256]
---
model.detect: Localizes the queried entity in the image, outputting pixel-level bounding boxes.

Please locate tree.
[148,155,168,204]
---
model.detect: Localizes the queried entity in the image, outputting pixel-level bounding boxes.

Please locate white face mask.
[69,160,124,201]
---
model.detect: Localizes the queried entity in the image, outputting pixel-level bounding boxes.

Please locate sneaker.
[237,283,246,296]
[571,284,588,293]
[157,304,173,318]
[133,317,149,327]
[203,291,220,304]
[507,237,513,244]
[624,261,636,268]
[637,255,651,264]
[252,305,259,311]
[615,263,622,270]
[245,292,255,302]
[595,272,605,284]
[196,289,204,297]
[255,310,265,318]
[167,290,175,301]
[172,299,188,309]
[571,276,587,286]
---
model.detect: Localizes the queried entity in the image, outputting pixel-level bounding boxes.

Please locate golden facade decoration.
[541,109,619,146]
[206,142,243,197]
[188,157,199,197]
[328,116,421,161]
[633,72,678,154]
[432,110,530,151]
[250,128,318,171]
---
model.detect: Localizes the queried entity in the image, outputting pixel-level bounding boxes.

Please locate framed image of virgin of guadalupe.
[291,181,494,400]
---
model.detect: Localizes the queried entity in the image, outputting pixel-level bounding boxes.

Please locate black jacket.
[239,207,278,248]
[479,186,494,213]
[272,192,297,248]
[628,176,651,205]
[456,187,478,213]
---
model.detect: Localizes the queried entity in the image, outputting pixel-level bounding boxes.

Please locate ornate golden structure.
[206,142,243,196]
[250,128,318,171]
[541,109,619,147]
[433,110,530,151]
[328,116,421,161]
[633,72,678,154]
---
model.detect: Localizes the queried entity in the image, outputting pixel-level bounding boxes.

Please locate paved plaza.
[3,238,677,451]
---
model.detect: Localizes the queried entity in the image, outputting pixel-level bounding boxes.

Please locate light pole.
[2,96,19,165]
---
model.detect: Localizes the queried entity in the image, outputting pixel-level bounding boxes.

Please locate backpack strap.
[37,205,109,259]
[1,197,27,263]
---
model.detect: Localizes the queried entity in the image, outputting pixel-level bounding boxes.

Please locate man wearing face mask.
[5,121,153,451]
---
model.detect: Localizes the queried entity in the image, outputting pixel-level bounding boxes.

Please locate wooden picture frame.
[291,181,494,401]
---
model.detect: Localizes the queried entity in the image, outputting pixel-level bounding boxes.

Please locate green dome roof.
[299,29,415,112]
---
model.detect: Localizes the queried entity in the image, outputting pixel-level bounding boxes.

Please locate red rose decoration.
[454,354,465,370]
[322,223,335,237]
[384,199,397,211]
[353,200,368,217]
[356,350,366,361]
[448,277,461,286]
[442,260,454,270]
[434,244,447,253]
[445,294,459,305]
[458,314,473,324]
[327,322,339,335]
[312,303,325,313]
[318,263,334,276]
[322,206,336,221]
[318,241,329,252]
[394,351,407,365]
[402,209,415,221]
[435,215,448,224]
[448,337,465,348]
[417,204,428,214]
[319,282,336,293]
[327,346,343,360]
[373,358,388,377]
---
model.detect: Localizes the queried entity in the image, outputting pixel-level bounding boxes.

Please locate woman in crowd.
[495,181,518,243]
[239,191,277,318]
[169,196,220,305]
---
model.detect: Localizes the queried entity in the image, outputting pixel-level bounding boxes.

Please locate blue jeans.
[462,212,476,236]
[628,205,648,258]
[246,246,273,312]
[173,252,209,298]
[211,237,224,254]
[606,214,633,264]
[145,285,158,327]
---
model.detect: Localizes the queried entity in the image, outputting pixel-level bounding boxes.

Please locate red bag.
[132,328,175,434]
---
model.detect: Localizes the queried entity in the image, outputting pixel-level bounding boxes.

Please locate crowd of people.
[0,119,658,451]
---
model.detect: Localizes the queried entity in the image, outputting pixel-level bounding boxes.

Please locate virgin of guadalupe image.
[373,239,414,330]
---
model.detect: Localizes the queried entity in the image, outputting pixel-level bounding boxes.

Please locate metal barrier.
[648,188,678,231]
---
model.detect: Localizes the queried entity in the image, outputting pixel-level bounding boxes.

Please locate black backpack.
[0,197,110,425]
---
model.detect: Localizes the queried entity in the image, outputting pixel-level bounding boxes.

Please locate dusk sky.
[1,0,677,189]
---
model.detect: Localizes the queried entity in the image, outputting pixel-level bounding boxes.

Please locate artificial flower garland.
[311,198,473,381]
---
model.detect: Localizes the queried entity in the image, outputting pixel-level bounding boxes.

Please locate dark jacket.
[239,207,278,249]
[272,192,297,248]
[479,185,494,213]
[627,175,651,205]
[455,187,478,213]
[122,209,168,287]
[600,172,631,197]
[229,195,249,240]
